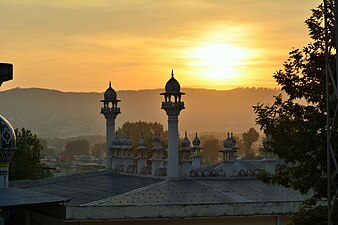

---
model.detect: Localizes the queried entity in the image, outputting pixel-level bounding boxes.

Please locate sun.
[187,43,252,82]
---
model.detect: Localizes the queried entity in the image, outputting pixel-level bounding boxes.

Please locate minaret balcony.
[161,101,185,110]
[101,107,121,115]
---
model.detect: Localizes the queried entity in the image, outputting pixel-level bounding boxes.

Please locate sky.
[0,0,322,92]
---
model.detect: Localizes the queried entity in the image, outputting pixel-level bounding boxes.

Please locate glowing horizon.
[0,0,321,92]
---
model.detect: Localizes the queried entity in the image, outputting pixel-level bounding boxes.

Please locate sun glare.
[187,43,252,82]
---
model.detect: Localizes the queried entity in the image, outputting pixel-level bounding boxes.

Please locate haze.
[0,0,321,92]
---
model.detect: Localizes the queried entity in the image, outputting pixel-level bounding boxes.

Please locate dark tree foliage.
[65,139,90,157]
[242,127,259,156]
[10,128,51,180]
[253,2,338,224]
[117,121,168,147]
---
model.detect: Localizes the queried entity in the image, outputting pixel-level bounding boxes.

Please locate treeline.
[41,121,261,162]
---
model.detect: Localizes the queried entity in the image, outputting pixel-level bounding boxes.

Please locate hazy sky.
[0,0,322,92]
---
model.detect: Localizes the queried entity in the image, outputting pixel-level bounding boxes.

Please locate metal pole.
[324,1,332,224]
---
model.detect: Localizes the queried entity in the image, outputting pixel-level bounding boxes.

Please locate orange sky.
[0,0,322,92]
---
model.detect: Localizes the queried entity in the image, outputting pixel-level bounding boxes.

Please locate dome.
[181,132,191,149]
[223,132,236,150]
[0,115,16,150]
[104,81,117,101]
[192,133,201,147]
[165,70,181,93]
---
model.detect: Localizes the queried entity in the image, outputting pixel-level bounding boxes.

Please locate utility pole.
[324,0,338,224]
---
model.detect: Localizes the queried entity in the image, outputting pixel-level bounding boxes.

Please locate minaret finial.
[109,81,112,88]
[171,69,174,77]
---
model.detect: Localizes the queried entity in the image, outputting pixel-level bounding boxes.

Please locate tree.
[91,143,105,158]
[117,121,168,147]
[65,139,90,157]
[9,128,52,180]
[200,135,221,164]
[242,127,259,157]
[253,2,338,224]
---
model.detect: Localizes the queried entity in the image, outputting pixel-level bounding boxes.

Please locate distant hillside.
[0,87,281,138]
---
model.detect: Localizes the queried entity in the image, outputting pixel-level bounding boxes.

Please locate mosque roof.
[10,169,309,221]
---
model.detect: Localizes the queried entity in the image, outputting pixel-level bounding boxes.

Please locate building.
[1,71,308,225]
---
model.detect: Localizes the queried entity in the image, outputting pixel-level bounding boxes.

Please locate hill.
[0,87,281,138]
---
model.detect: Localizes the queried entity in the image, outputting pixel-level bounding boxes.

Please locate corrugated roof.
[0,187,68,207]
[11,170,162,206]
[83,177,308,207]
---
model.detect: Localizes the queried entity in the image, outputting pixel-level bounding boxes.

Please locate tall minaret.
[101,82,121,169]
[161,70,185,178]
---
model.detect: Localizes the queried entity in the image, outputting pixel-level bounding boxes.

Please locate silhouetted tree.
[242,127,259,156]
[253,2,338,224]
[65,139,90,157]
[10,128,52,180]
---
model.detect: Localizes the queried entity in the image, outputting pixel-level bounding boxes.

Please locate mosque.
[0,70,308,225]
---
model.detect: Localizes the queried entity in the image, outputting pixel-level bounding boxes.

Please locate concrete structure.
[151,133,165,176]
[161,70,185,178]
[136,134,150,174]
[100,82,121,169]
[179,132,193,176]
[191,132,202,170]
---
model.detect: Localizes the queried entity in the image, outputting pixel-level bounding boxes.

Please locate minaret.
[100,82,121,169]
[191,132,202,170]
[161,70,185,178]
[220,132,237,177]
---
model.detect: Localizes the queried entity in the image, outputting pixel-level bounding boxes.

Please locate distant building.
[1,71,307,225]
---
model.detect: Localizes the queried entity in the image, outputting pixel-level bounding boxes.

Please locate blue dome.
[0,115,16,150]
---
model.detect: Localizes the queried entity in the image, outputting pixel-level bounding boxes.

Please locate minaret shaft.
[167,116,179,178]
[106,119,115,169]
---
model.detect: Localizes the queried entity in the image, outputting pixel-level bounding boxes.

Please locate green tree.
[253,2,338,224]
[200,135,221,164]
[10,128,51,180]
[117,121,168,147]
[91,143,105,158]
[65,139,90,157]
[242,127,259,157]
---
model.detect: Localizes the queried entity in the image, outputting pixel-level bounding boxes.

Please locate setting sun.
[187,43,253,81]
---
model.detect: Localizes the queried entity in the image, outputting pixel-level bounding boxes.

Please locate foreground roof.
[0,187,68,207]
[11,170,162,206]
[11,170,309,221]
